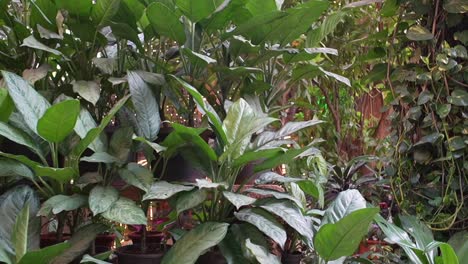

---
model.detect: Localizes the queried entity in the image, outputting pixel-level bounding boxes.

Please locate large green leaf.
[143,181,194,200]
[0,158,35,180]
[56,0,92,16]
[315,208,379,261]
[109,126,134,162]
[51,223,107,264]
[69,95,130,168]
[74,108,107,153]
[35,166,76,182]
[220,99,277,161]
[101,197,147,225]
[426,241,459,264]
[400,215,434,258]
[260,199,314,248]
[18,242,70,264]
[245,239,281,264]
[321,189,367,225]
[12,204,29,263]
[406,25,434,41]
[175,0,226,22]
[38,194,87,217]
[254,172,304,184]
[172,123,217,161]
[222,191,256,210]
[72,81,100,106]
[0,185,40,255]
[235,208,287,249]
[1,71,51,135]
[161,222,229,264]
[0,89,14,122]
[218,228,251,264]
[118,163,154,192]
[147,2,186,43]
[0,122,45,160]
[127,71,160,141]
[89,186,119,215]
[448,231,468,264]
[176,189,207,214]
[37,100,80,143]
[80,152,120,164]
[169,75,227,146]
[91,0,120,27]
[245,188,303,209]
[21,36,64,57]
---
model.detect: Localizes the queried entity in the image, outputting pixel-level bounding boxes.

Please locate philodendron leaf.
[244,188,303,209]
[260,199,314,248]
[222,191,256,210]
[315,207,380,261]
[143,181,194,200]
[1,71,51,135]
[51,224,108,264]
[101,197,147,225]
[321,189,367,226]
[37,99,80,142]
[18,242,70,264]
[12,204,29,263]
[80,254,112,264]
[176,189,207,215]
[406,25,433,41]
[0,122,45,160]
[72,81,100,106]
[161,222,229,264]
[127,71,160,141]
[118,163,154,192]
[254,171,304,184]
[89,186,119,215]
[235,208,287,249]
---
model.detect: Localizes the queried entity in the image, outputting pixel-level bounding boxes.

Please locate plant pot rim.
[115,244,166,259]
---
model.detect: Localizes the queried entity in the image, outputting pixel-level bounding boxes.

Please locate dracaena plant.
[0,71,146,262]
[114,76,327,263]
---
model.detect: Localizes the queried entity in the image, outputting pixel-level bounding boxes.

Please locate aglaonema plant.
[116,76,326,263]
[0,71,146,263]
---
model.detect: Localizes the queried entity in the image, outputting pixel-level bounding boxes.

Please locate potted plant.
[128,78,327,263]
[0,71,135,262]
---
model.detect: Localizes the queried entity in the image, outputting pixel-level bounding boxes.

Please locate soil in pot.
[115,244,166,264]
[281,252,302,264]
[196,250,227,264]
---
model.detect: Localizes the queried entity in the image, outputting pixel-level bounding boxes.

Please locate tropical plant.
[0,71,136,262]
[119,81,326,263]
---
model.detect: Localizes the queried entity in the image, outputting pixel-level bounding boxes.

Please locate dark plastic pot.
[281,252,302,264]
[94,233,116,252]
[196,250,227,264]
[115,244,165,264]
[128,231,165,245]
[40,233,71,248]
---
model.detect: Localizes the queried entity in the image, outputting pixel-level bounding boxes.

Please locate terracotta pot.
[40,233,71,248]
[281,252,302,264]
[196,250,227,264]
[128,231,165,245]
[115,244,165,264]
